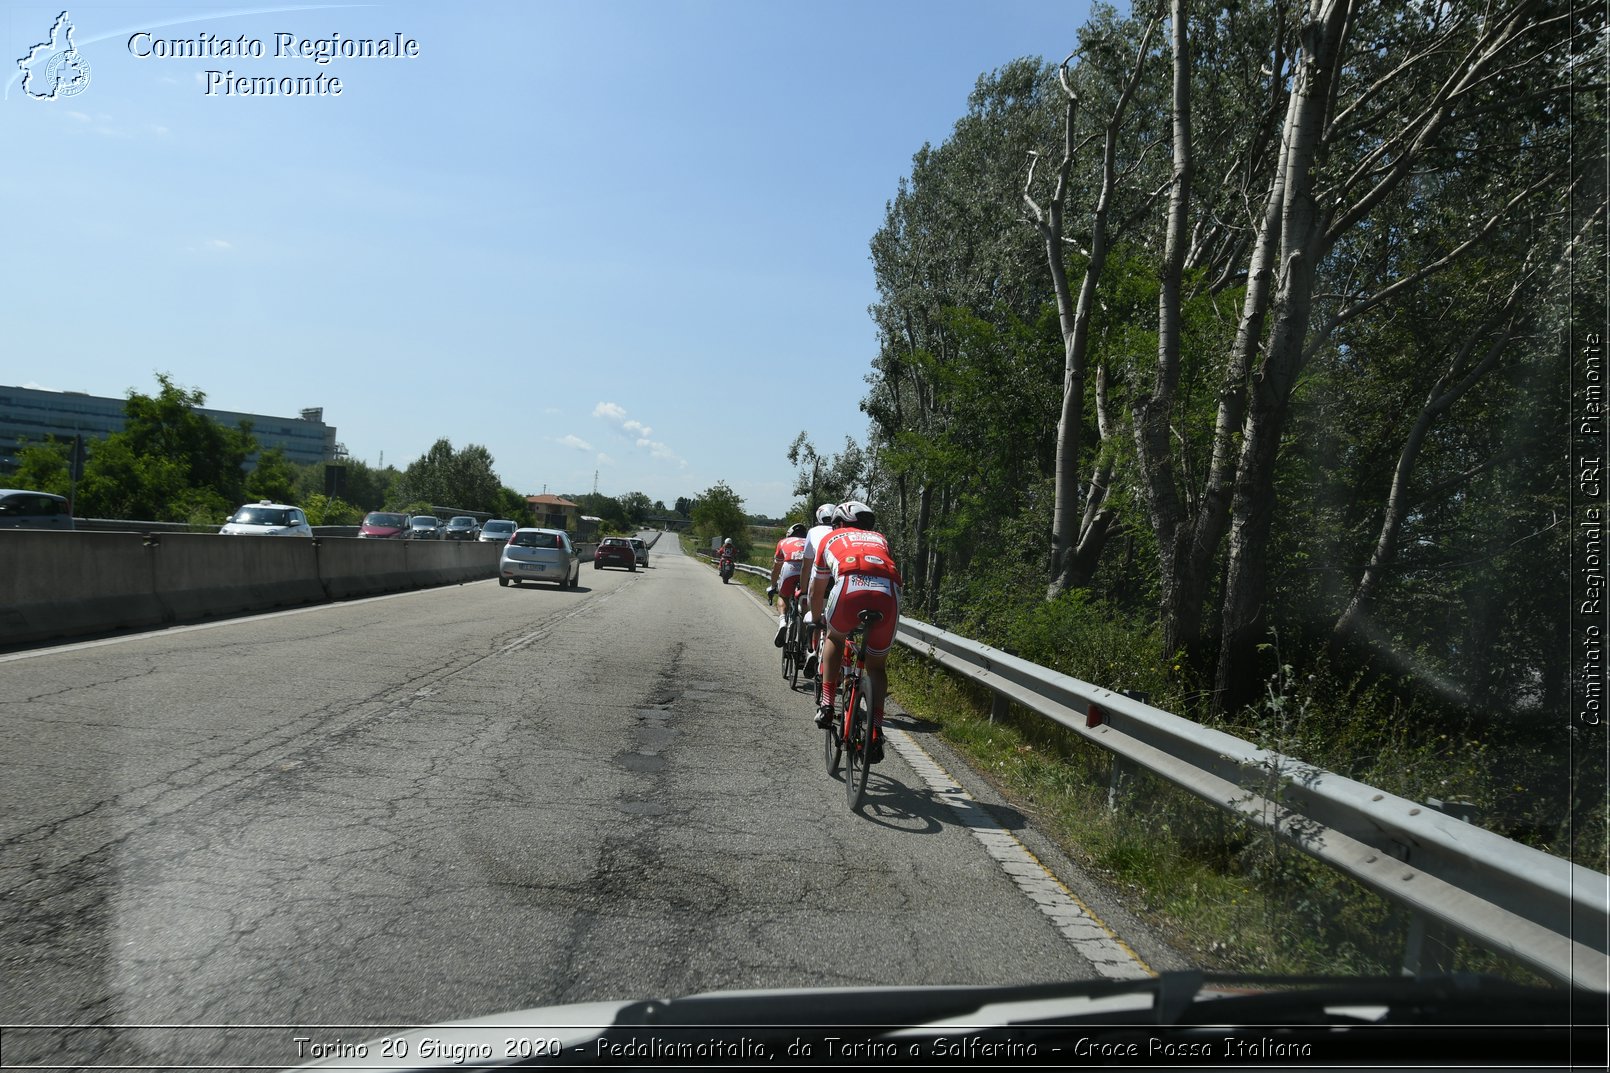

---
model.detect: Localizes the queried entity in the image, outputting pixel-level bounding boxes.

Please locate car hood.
[286,973,1599,1070]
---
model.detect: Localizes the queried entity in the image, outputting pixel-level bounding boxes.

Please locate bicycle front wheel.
[845,680,872,811]
[823,704,842,775]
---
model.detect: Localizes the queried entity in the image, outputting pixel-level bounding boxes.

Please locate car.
[594,536,637,571]
[357,511,409,539]
[407,515,442,540]
[0,488,74,530]
[498,527,580,588]
[477,519,518,543]
[628,536,649,567]
[443,515,479,541]
[219,500,312,537]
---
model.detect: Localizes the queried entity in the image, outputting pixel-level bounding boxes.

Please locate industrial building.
[0,385,338,470]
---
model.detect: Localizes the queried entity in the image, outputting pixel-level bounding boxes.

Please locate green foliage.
[691,481,747,554]
[393,438,503,513]
[10,438,72,497]
[300,493,362,526]
[244,448,298,504]
[73,373,256,521]
[492,486,534,527]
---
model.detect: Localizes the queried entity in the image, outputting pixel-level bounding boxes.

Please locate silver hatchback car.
[498,528,580,589]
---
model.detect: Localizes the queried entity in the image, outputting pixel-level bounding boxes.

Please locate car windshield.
[232,507,291,526]
[4,2,1600,1068]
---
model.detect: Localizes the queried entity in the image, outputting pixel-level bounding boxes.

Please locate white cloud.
[597,453,616,466]
[558,434,592,451]
[66,110,89,122]
[592,401,684,466]
[207,238,232,250]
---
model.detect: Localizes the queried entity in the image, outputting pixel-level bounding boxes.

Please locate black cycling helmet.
[787,522,807,537]
[833,500,875,529]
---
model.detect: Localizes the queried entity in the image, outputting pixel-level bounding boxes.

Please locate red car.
[594,537,637,571]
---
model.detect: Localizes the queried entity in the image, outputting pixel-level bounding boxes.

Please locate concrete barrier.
[0,530,168,643]
[404,539,500,588]
[0,530,502,649]
[317,537,415,599]
[152,533,326,621]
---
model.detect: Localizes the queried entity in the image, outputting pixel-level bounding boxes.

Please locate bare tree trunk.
[1071,362,1119,585]
[1133,0,1196,659]
[1215,0,1354,705]
[1031,17,1162,601]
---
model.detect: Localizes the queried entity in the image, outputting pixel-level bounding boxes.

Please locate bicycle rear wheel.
[787,615,803,690]
[781,616,796,681]
[844,679,872,811]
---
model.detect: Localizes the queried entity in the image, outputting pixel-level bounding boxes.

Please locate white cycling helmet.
[723,537,734,546]
[834,500,875,529]
[814,503,835,526]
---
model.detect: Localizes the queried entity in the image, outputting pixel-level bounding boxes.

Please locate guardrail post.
[1398,798,1480,976]
[990,693,1008,724]
[1103,691,1148,812]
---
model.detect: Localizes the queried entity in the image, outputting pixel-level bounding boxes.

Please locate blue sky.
[2,1,1091,517]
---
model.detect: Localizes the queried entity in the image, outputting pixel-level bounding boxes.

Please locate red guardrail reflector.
[1086,703,1105,728]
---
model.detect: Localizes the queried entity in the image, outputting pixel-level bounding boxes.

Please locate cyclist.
[767,522,808,647]
[807,500,901,764]
[717,537,737,570]
[796,503,838,680]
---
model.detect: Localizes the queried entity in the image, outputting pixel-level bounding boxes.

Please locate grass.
[885,649,1557,985]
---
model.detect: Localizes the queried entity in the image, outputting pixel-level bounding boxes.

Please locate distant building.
[0,385,338,470]
[527,493,580,532]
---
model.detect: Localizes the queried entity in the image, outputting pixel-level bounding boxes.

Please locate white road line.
[888,728,1155,981]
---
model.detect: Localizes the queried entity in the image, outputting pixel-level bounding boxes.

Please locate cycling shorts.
[778,574,801,600]
[823,573,901,655]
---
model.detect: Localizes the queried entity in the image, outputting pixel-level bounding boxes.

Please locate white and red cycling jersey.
[798,523,835,613]
[773,535,806,598]
[814,528,902,655]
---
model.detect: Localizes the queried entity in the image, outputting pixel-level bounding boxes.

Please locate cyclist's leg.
[861,597,899,762]
[816,630,845,726]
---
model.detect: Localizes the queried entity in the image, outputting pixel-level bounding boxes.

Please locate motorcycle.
[719,556,734,583]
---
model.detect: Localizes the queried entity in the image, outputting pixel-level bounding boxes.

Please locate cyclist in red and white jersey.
[807,500,901,764]
[797,503,837,679]
[767,522,808,647]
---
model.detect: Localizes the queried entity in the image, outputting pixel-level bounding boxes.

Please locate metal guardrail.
[891,617,1609,990]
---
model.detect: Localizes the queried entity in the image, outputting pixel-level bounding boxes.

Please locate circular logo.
[43,49,90,97]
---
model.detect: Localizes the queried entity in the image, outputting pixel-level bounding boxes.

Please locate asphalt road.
[1,532,1181,1067]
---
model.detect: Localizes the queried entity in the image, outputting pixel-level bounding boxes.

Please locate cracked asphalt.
[1,534,1175,1068]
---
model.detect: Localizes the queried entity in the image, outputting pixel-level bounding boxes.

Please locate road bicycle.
[820,608,884,811]
[780,593,805,686]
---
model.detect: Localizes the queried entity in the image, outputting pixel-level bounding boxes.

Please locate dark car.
[357,511,409,539]
[594,536,637,571]
[408,515,442,540]
[443,516,479,541]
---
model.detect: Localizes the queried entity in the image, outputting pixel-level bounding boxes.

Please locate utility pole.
[593,470,599,496]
